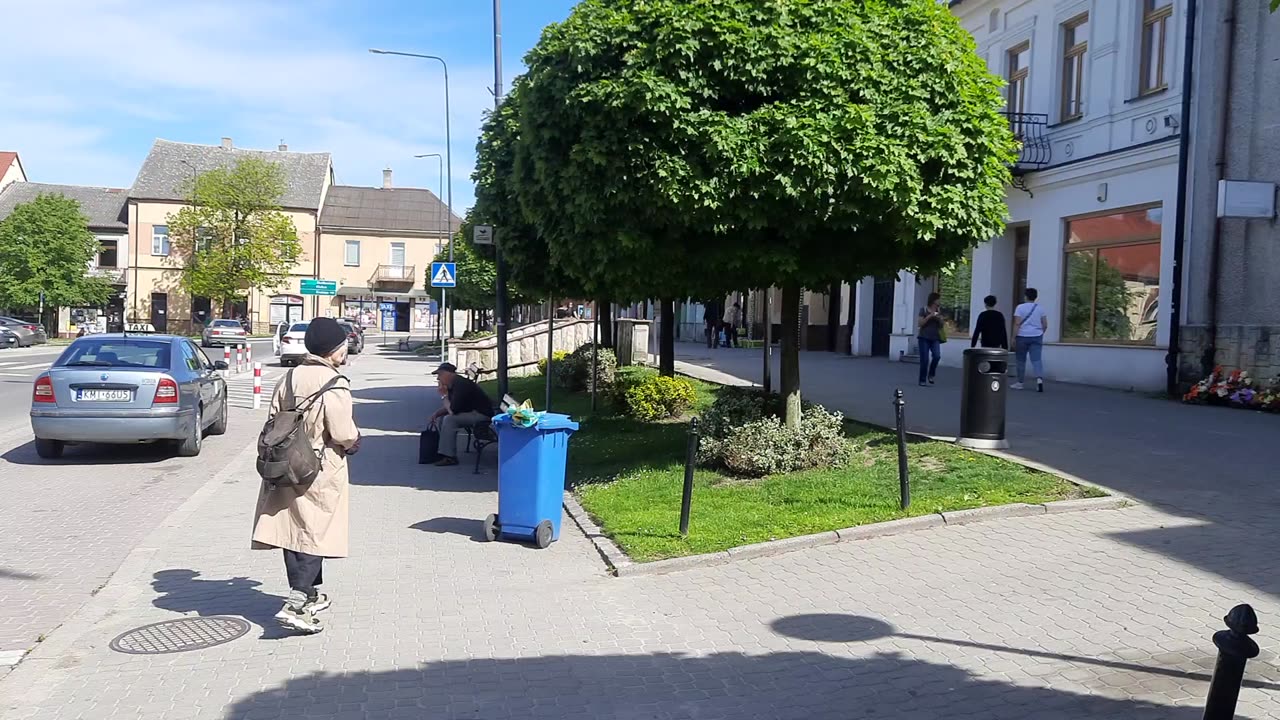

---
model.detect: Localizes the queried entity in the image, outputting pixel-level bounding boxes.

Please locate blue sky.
[4,0,580,212]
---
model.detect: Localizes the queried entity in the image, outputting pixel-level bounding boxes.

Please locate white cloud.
[4,0,493,209]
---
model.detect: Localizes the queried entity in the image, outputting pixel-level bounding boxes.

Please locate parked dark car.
[0,327,18,349]
[337,320,364,355]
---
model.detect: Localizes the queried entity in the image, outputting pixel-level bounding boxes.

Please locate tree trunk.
[659,297,676,376]
[780,285,802,430]
[598,299,614,348]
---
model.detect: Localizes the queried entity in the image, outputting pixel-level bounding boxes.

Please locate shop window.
[1062,206,1162,344]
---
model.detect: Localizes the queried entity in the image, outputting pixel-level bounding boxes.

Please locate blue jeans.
[918,338,941,384]
[1015,335,1044,382]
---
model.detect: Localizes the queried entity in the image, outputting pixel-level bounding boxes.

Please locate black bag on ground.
[256,369,345,488]
[419,428,441,464]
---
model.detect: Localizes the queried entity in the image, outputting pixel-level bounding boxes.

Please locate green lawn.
[484,373,1102,563]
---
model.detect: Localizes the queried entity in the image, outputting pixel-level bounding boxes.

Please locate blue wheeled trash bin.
[483,412,579,549]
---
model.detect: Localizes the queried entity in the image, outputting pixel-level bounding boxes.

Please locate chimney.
[277,140,288,151]
[382,167,393,189]
[220,137,233,150]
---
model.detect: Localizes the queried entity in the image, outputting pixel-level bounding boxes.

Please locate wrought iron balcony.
[1004,112,1051,173]
[87,266,127,285]
[370,264,416,285]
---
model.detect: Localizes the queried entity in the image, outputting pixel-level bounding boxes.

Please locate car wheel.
[34,438,64,460]
[176,407,203,457]
[208,396,228,436]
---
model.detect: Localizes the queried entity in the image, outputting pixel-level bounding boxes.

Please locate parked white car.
[273,322,309,367]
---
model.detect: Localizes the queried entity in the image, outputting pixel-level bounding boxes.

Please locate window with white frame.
[345,240,360,266]
[1060,13,1088,121]
[1006,43,1031,114]
[1140,0,1173,96]
[151,225,170,256]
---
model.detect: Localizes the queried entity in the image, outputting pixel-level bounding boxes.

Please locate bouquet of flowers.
[1184,366,1280,412]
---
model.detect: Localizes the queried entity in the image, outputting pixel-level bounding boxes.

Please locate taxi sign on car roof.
[123,323,157,334]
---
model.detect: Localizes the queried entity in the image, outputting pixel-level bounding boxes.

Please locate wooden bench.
[460,363,501,474]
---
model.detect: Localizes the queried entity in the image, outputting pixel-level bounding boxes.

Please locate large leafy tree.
[431,213,529,311]
[516,0,1015,424]
[166,157,302,316]
[0,194,112,313]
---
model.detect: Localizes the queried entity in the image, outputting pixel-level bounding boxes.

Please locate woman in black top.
[970,295,1009,350]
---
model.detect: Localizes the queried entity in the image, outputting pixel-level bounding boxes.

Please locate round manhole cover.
[109,616,251,655]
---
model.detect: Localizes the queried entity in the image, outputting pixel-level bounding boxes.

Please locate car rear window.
[290,323,309,333]
[211,320,241,328]
[57,339,172,369]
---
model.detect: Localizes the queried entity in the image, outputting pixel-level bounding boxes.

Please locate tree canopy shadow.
[222,646,1220,719]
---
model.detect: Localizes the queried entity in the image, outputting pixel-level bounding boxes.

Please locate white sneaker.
[275,603,323,634]
[1010,382,1025,390]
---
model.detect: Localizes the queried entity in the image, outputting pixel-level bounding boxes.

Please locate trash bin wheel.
[483,514,500,542]
[534,520,554,549]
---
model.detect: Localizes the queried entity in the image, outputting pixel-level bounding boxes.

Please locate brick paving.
[0,347,1277,718]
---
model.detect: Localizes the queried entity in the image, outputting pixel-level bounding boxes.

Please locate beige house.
[318,169,460,333]
[0,152,26,192]
[125,138,333,334]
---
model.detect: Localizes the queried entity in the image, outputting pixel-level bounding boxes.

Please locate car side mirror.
[213,360,229,370]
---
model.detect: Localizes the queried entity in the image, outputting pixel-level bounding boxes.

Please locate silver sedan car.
[201,318,248,348]
[30,332,230,459]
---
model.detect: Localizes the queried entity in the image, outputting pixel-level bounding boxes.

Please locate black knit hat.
[305,317,348,357]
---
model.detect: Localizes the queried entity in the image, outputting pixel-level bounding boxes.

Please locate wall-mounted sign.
[1218,180,1276,219]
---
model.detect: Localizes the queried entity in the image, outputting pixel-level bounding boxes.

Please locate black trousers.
[283,549,324,599]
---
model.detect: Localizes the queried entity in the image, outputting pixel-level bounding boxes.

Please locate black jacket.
[971,309,1009,349]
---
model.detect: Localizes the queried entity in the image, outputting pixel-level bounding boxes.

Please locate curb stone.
[572,495,1138,579]
[940,503,1045,525]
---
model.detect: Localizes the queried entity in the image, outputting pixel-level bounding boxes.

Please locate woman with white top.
[1012,288,1048,392]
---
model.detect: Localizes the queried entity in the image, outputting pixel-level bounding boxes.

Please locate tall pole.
[415,152,445,345]
[369,48,453,355]
[493,0,511,399]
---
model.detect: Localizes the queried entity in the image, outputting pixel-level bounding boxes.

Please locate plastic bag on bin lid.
[492,405,579,433]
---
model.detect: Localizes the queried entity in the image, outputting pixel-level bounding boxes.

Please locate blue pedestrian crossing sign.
[430,262,457,288]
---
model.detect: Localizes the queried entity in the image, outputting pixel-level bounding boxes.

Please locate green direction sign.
[301,279,338,296]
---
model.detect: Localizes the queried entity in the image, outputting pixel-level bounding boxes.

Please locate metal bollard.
[252,362,262,410]
[223,346,231,371]
[236,345,244,373]
[679,417,699,537]
[245,343,252,369]
[894,389,910,510]
[1202,604,1260,720]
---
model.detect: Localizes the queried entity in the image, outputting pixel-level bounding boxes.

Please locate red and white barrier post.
[236,345,244,373]
[223,346,231,374]
[245,343,253,369]
[253,362,262,410]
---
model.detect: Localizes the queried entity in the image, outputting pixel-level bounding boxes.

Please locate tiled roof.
[0,182,129,231]
[130,139,332,210]
[0,152,19,175]
[320,185,461,235]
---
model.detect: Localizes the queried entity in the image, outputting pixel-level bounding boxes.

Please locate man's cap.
[304,317,348,357]
[432,362,457,375]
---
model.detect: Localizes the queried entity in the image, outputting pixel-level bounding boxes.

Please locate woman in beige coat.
[252,317,360,634]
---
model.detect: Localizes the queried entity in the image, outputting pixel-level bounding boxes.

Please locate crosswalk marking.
[223,369,282,410]
[0,362,50,371]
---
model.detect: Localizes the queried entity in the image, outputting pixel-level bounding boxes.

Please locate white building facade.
[843,0,1189,391]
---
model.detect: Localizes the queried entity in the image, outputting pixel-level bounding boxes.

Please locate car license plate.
[78,389,132,402]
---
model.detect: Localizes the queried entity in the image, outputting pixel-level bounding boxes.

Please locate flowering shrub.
[1183,366,1280,412]
[697,387,852,477]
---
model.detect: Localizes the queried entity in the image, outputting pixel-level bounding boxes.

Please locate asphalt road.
[0,336,277,673]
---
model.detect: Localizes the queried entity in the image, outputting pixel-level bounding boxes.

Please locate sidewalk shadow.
[223,647,1214,719]
[1,440,175,466]
[150,569,290,640]
[348,434,497,494]
[410,516,486,541]
[351,385,437,433]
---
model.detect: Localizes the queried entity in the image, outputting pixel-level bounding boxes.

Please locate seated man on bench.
[428,362,496,467]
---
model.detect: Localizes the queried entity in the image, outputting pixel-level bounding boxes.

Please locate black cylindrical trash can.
[959,348,1009,449]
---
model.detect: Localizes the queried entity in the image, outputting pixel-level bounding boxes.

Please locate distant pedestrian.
[722,301,741,348]
[252,317,360,635]
[1012,288,1048,392]
[703,300,719,348]
[970,295,1009,350]
[917,292,944,387]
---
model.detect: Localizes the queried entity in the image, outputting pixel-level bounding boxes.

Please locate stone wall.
[448,319,652,378]
[1179,325,1280,383]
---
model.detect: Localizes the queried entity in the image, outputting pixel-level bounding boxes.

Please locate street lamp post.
[415,152,446,352]
[492,0,511,399]
[370,48,454,356]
